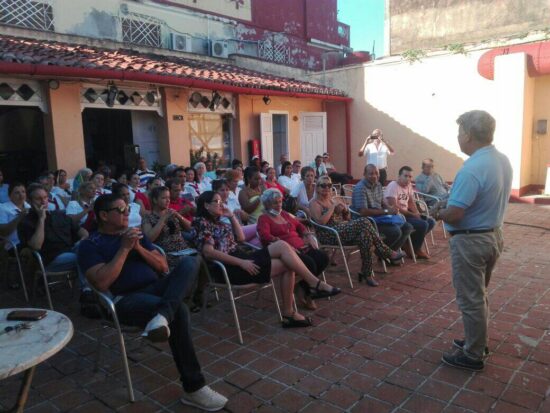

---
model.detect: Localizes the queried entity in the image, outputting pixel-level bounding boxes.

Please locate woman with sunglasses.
[238,166,265,224]
[310,176,405,287]
[193,191,341,328]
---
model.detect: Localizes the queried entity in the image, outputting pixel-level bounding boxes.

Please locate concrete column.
[494,52,535,195]
[44,83,86,176]
[161,88,190,166]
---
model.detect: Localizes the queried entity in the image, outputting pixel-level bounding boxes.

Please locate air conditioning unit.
[171,33,192,53]
[211,40,229,58]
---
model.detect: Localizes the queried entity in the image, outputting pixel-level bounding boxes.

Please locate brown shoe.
[415,249,430,259]
[402,243,415,259]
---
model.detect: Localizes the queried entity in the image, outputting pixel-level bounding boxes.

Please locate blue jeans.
[114,255,205,393]
[378,222,413,250]
[407,217,436,251]
[46,246,89,291]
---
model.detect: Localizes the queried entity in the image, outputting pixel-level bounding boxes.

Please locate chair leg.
[442,223,447,239]
[381,256,388,273]
[40,271,54,310]
[94,325,107,372]
[407,237,417,263]
[13,251,29,302]
[430,229,435,246]
[270,281,283,322]
[226,288,244,344]
[113,317,135,402]
[340,247,354,288]
[424,238,430,255]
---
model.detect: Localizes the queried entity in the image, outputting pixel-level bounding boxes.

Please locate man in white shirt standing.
[358,129,395,185]
[290,160,302,187]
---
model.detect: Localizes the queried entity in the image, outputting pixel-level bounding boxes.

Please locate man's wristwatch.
[383,209,389,214]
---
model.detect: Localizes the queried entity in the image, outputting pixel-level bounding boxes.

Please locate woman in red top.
[257,188,329,309]
[264,167,289,197]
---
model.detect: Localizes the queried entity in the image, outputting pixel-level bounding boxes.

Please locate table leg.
[1,366,36,413]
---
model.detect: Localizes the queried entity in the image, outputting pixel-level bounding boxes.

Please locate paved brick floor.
[1,203,549,413]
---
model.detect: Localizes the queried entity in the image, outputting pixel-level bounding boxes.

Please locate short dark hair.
[146,176,161,189]
[165,178,182,189]
[94,194,123,223]
[398,166,413,176]
[243,166,260,186]
[280,161,292,175]
[111,183,129,197]
[300,166,314,180]
[27,183,47,199]
[195,191,218,221]
[8,182,25,196]
[172,167,186,177]
[212,179,228,192]
[150,186,169,202]
[232,158,243,169]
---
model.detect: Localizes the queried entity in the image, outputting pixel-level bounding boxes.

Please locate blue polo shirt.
[445,145,512,232]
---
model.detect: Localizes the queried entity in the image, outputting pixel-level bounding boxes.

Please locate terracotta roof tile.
[0,35,346,97]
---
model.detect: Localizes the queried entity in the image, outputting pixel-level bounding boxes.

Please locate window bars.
[259,39,290,65]
[0,0,54,32]
[121,17,162,48]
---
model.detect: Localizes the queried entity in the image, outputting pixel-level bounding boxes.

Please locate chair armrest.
[309,219,339,236]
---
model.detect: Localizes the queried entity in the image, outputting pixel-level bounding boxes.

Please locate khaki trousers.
[450,228,503,360]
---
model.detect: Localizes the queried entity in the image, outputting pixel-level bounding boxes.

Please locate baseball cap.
[251,155,260,160]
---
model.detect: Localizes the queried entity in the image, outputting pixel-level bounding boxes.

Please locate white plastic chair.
[31,250,76,310]
[342,184,355,198]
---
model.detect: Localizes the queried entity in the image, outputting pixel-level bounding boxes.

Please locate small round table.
[0,308,73,413]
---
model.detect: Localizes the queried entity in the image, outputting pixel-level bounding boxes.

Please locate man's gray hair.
[260,188,283,207]
[456,110,495,144]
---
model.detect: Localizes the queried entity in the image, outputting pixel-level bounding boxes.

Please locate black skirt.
[208,246,272,285]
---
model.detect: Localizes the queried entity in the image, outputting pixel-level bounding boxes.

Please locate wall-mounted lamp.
[209,90,222,111]
[48,79,60,90]
[262,95,271,105]
[106,83,118,107]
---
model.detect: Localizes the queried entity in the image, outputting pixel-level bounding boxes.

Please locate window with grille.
[0,0,54,32]
[121,17,161,48]
[259,40,290,65]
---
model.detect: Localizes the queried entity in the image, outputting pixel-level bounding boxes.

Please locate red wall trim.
[0,61,352,102]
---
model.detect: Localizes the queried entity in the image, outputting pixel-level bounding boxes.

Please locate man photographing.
[358,129,395,185]
[434,110,512,371]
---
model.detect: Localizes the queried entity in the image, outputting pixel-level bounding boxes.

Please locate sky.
[337,0,385,58]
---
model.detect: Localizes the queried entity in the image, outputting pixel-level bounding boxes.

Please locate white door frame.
[270,110,290,165]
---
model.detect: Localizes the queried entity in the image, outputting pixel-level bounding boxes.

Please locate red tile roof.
[0,35,348,98]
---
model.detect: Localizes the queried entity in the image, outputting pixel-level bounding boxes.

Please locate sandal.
[282,314,313,328]
[358,272,379,287]
[387,251,406,265]
[307,280,341,300]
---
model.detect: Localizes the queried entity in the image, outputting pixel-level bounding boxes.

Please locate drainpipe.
[345,100,351,176]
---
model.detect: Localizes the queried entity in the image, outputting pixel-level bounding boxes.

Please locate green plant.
[445,43,466,55]
[151,161,166,173]
[402,48,426,64]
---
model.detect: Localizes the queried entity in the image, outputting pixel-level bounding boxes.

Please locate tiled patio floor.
[1,203,549,413]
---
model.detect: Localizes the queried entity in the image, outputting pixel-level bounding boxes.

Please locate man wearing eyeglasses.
[77,194,228,411]
[385,166,434,259]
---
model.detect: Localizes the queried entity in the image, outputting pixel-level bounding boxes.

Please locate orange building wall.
[162,88,191,167]
[236,95,324,163]
[44,83,86,176]
[532,76,550,185]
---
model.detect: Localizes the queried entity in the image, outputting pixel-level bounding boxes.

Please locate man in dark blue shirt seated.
[77,194,227,411]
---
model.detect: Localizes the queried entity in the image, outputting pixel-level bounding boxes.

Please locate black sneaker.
[441,352,484,371]
[453,339,490,358]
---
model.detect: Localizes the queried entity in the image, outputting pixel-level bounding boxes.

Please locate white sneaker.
[142,314,170,342]
[181,385,228,411]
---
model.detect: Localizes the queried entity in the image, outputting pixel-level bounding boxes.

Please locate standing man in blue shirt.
[433,110,512,371]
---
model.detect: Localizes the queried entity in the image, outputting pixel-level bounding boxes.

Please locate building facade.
[0,0,353,181]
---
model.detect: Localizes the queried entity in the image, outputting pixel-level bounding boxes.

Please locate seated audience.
[38,171,66,210]
[212,179,248,224]
[224,169,242,215]
[78,194,227,410]
[385,166,435,259]
[136,157,156,188]
[238,167,265,224]
[0,182,28,288]
[260,161,270,177]
[323,152,353,187]
[231,159,243,170]
[194,162,212,193]
[116,171,128,186]
[18,184,92,312]
[66,182,97,232]
[276,153,288,176]
[257,189,329,309]
[204,159,217,180]
[111,183,143,228]
[0,169,8,203]
[351,164,413,251]
[414,158,450,206]
[310,176,405,287]
[310,155,328,179]
[264,167,289,197]
[291,166,316,216]
[193,191,340,328]
[277,161,295,192]
[128,172,148,209]
[72,167,93,193]
[250,155,261,170]
[166,178,195,221]
[99,166,115,190]
[52,169,72,201]
[184,167,200,199]
[142,176,162,211]
[290,161,302,187]
[92,172,111,198]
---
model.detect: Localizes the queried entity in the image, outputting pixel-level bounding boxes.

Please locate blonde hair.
[314,176,332,200]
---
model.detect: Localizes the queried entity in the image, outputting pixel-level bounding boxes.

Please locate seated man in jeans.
[17,184,93,312]
[351,164,413,252]
[77,194,227,411]
[385,166,435,259]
